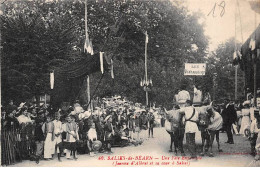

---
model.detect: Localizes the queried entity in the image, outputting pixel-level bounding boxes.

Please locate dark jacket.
[34,118,45,141]
[221,104,237,124]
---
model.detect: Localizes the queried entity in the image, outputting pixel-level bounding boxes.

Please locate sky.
[183,0,260,51]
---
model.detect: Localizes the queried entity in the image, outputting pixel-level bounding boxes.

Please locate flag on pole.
[233,51,238,60]
[233,50,243,65]
[249,38,256,51]
[145,31,149,44]
[50,71,54,89]
[111,59,114,79]
[90,40,94,55]
[100,52,104,74]
[149,78,153,86]
[237,50,242,59]
[140,78,143,86]
[233,51,239,65]
[84,35,94,55]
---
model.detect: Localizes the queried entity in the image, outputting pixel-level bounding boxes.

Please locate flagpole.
[85,0,91,109]
[253,11,257,106]
[236,0,245,98]
[235,65,238,100]
[235,2,237,101]
[87,75,91,110]
[145,31,148,106]
[85,0,88,41]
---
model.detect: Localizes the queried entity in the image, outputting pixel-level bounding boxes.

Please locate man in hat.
[128,112,135,140]
[148,110,155,138]
[104,115,114,153]
[34,111,45,164]
[53,112,63,162]
[176,86,191,108]
[221,98,237,144]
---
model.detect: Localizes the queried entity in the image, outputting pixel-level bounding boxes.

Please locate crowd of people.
[1,96,164,166]
[1,86,260,166]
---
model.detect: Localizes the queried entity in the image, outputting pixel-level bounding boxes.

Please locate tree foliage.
[1,0,212,107]
[207,38,245,102]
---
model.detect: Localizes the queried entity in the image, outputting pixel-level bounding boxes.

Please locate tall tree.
[1,0,209,107]
[207,38,245,102]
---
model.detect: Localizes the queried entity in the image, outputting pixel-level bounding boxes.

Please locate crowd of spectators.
[1,96,164,166]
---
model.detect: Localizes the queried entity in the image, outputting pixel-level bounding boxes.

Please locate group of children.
[35,113,79,163]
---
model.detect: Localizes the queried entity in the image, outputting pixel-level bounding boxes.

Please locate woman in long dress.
[239,104,251,137]
[1,109,22,165]
[42,115,55,160]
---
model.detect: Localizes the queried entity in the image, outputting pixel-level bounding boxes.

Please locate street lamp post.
[140,31,152,106]
[140,77,153,106]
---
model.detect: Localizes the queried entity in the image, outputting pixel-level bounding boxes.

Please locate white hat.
[243,100,250,106]
[84,111,91,119]
[70,110,76,115]
[75,106,83,114]
[18,102,26,109]
[78,113,84,120]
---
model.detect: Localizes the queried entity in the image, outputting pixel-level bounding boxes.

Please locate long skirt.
[239,116,250,136]
[44,133,55,159]
[1,130,17,166]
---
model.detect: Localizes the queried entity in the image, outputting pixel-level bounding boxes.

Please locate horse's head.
[198,109,212,130]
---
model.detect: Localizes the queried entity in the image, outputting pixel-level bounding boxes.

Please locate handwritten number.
[207,2,217,17]
[218,1,225,17]
[208,1,225,17]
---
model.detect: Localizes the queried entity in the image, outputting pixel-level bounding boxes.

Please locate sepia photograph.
[0,0,260,167]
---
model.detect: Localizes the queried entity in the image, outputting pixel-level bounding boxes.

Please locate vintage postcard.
[1,0,260,167]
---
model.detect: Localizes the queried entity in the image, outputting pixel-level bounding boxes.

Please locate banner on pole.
[184,63,206,76]
[50,71,54,89]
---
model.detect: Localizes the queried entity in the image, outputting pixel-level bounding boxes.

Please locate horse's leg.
[216,131,223,152]
[205,131,210,153]
[167,131,173,152]
[179,128,185,156]
[170,133,174,152]
[173,130,178,155]
[208,130,215,157]
[200,131,205,156]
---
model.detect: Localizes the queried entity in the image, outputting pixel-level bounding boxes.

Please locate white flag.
[84,37,94,55]
[233,51,237,60]
[50,71,54,89]
[90,40,94,55]
[111,59,114,79]
[100,52,104,74]
[237,50,242,59]
[140,78,143,86]
[145,31,149,44]
[249,38,256,51]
